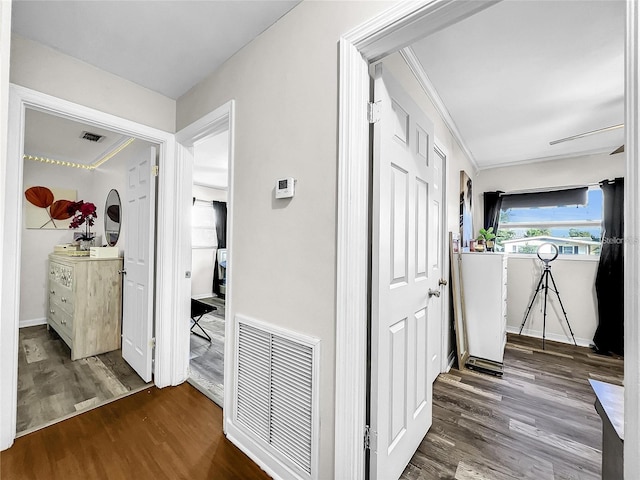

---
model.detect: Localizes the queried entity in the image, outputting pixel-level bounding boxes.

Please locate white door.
[122,146,157,382]
[370,64,443,480]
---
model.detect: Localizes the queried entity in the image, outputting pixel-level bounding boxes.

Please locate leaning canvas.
[459,171,473,249]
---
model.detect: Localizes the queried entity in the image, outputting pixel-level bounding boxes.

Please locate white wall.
[20,160,98,325]
[474,151,625,345]
[507,256,599,346]
[473,151,626,231]
[10,35,176,133]
[191,184,227,299]
[177,2,391,476]
[19,139,152,326]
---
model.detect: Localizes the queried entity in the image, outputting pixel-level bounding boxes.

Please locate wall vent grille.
[236,319,317,477]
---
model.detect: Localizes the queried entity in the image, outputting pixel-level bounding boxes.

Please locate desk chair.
[191,298,217,342]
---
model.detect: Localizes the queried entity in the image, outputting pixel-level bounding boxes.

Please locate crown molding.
[400,46,478,172]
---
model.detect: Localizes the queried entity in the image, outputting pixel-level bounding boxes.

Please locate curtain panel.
[593,178,624,355]
[212,201,227,296]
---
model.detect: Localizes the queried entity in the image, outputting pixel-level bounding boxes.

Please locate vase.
[79,238,95,251]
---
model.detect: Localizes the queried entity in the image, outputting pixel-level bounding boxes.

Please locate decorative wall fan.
[549,123,624,155]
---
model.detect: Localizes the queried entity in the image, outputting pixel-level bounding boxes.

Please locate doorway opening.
[16,108,158,435]
[187,128,229,407]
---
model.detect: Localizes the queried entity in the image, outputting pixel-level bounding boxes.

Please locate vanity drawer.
[48,307,73,345]
[49,284,74,315]
[49,262,74,289]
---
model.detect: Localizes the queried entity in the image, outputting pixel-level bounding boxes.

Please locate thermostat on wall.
[275,177,296,199]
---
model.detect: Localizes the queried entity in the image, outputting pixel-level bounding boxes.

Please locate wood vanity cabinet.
[48,254,123,360]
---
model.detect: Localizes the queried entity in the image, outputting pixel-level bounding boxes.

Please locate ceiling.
[13,1,625,170]
[410,0,625,169]
[193,130,229,189]
[11,0,301,99]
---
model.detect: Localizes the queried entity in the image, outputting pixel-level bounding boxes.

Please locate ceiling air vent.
[80,131,105,143]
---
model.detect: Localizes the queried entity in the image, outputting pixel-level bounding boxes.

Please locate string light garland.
[23,137,136,170]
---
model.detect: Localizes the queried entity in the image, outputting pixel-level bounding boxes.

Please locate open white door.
[122,146,157,382]
[370,64,443,480]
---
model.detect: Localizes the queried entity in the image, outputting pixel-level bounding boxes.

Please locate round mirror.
[104,189,122,246]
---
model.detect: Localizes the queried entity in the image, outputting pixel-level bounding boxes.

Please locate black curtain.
[483,191,503,231]
[593,178,624,355]
[212,201,228,297]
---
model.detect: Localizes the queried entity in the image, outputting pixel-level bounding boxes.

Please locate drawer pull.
[61,297,67,302]
[50,309,55,314]
[50,289,55,294]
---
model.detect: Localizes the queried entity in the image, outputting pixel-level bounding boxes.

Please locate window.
[192,201,217,248]
[497,187,602,256]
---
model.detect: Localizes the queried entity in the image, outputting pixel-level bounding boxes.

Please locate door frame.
[175,100,235,429]
[335,1,640,479]
[0,84,181,450]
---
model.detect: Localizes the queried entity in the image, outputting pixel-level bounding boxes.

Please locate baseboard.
[506,325,592,348]
[226,420,303,480]
[19,317,47,329]
[192,293,214,300]
[446,351,455,372]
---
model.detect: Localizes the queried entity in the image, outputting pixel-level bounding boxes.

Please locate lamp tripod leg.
[519,270,546,335]
[547,269,577,346]
[542,269,549,350]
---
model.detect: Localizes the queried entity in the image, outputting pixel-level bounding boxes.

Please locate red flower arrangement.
[67,200,98,240]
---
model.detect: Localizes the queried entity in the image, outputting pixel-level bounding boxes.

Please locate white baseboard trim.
[446,351,455,372]
[506,325,592,348]
[225,420,303,480]
[19,317,47,329]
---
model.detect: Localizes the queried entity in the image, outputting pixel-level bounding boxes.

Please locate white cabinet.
[48,254,123,360]
[461,252,508,363]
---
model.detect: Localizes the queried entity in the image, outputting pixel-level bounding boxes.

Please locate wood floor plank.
[1,383,270,480]
[402,334,623,480]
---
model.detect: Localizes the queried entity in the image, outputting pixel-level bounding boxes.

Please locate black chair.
[190,298,217,342]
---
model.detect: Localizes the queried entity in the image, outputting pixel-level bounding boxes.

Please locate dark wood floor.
[3,332,623,480]
[0,383,271,480]
[402,334,624,480]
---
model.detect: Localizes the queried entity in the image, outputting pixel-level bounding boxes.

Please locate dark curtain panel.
[212,201,228,296]
[594,178,624,355]
[483,191,503,231]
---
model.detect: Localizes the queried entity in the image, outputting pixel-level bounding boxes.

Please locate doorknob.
[428,289,441,298]
[439,278,448,286]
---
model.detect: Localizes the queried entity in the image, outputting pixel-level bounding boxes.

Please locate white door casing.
[122,146,157,382]
[370,64,439,480]
[428,143,444,383]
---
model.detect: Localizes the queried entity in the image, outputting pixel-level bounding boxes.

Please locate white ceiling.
[410,0,625,169]
[14,1,625,169]
[25,109,133,166]
[11,0,301,99]
[193,130,229,189]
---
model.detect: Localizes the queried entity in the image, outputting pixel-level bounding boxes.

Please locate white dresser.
[48,254,123,360]
[461,252,508,363]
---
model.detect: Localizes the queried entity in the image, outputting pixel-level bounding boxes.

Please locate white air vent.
[80,131,105,143]
[236,317,318,478]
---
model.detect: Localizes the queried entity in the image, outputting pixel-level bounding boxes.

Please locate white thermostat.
[275,177,296,199]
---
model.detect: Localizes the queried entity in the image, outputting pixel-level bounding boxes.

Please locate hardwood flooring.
[0,383,270,480]
[17,325,149,434]
[401,333,624,480]
[189,312,225,407]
